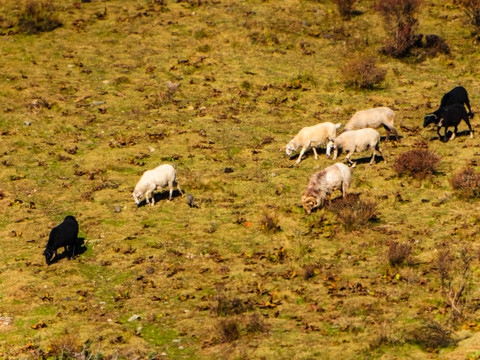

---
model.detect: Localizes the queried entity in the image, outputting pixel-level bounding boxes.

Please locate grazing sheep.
[132,164,183,206]
[326,128,386,165]
[424,103,474,141]
[343,107,399,141]
[302,163,352,214]
[438,86,473,118]
[286,122,342,165]
[44,215,78,265]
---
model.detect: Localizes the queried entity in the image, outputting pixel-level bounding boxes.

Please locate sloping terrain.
[1,0,480,359]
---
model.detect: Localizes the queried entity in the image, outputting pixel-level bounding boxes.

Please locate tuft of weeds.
[332,0,358,19]
[245,313,268,334]
[260,211,281,233]
[387,240,413,267]
[450,168,480,199]
[211,295,250,317]
[16,0,62,35]
[459,0,480,33]
[327,194,377,231]
[340,54,387,90]
[393,149,440,179]
[218,318,241,343]
[406,321,458,351]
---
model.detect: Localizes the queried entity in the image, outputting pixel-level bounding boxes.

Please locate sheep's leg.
[464,118,474,138]
[342,182,348,198]
[376,144,387,163]
[450,126,457,141]
[312,147,319,160]
[296,146,307,164]
[175,181,184,196]
[369,148,376,165]
[437,126,443,141]
[333,149,338,160]
[391,127,399,141]
[145,189,154,206]
[346,152,354,165]
[168,180,174,201]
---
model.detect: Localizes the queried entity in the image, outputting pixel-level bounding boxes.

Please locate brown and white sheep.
[326,128,386,165]
[286,122,342,165]
[343,107,398,141]
[302,163,352,214]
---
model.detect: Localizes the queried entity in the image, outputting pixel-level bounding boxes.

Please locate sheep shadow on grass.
[343,154,386,166]
[288,147,327,162]
[136,189,183,208]
[429,130,472,142]
[48,237,87,265]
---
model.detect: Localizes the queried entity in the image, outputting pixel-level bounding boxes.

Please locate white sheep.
[344,107,398,141]
[326,128,386,165]
[302,163,352,214]
[286,122,342,165]
[132,164,183,206]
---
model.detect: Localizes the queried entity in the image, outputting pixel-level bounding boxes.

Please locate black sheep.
[44,215,79,265]
[439,86,474,118]
[423,103,474,142]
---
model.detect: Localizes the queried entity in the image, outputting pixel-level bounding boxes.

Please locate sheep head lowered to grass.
[302,163,352,214]
[132,164,183,206]
[44,215,78,265]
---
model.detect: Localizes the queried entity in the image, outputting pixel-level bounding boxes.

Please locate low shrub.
[332,0,358,19]
[340,55,387,89]
[376,0,423,58]
[327,194,377,231]
[459,0,480,32]
[387,241,413,267]
[218,319,240,343]
[260,211,281,233]
[450,168,480,199]
[245,313,268,334]
[393,149,440,179]
[17,1,62,35]
[406,321,458,351]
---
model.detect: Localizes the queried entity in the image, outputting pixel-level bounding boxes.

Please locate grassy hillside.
[1,0,480,358]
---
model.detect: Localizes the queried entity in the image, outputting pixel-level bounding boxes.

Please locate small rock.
[92,101,105,106]
[102,80,110,85]
[24,121,31,126]
[148,147,155,153]
[114,206,122,213]
[224,167,234,173]
[186,194,195,207]
[172,339,181,343]
[146,267,154,274]
[128,314,141,322]
[178,346,184,350]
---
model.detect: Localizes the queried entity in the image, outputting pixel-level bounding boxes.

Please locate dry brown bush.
[17,1,62,35]
[406,321,458,351]
[393,149,440,179]
[387,241,413,267]
[376,0,423,57]
[260,211,281,233]
[327,194,377,231]
[218,319,241,343]
[450,167,480,199]
[341,55,387,89]
[332,0,358,19]
[459,0,480,31]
